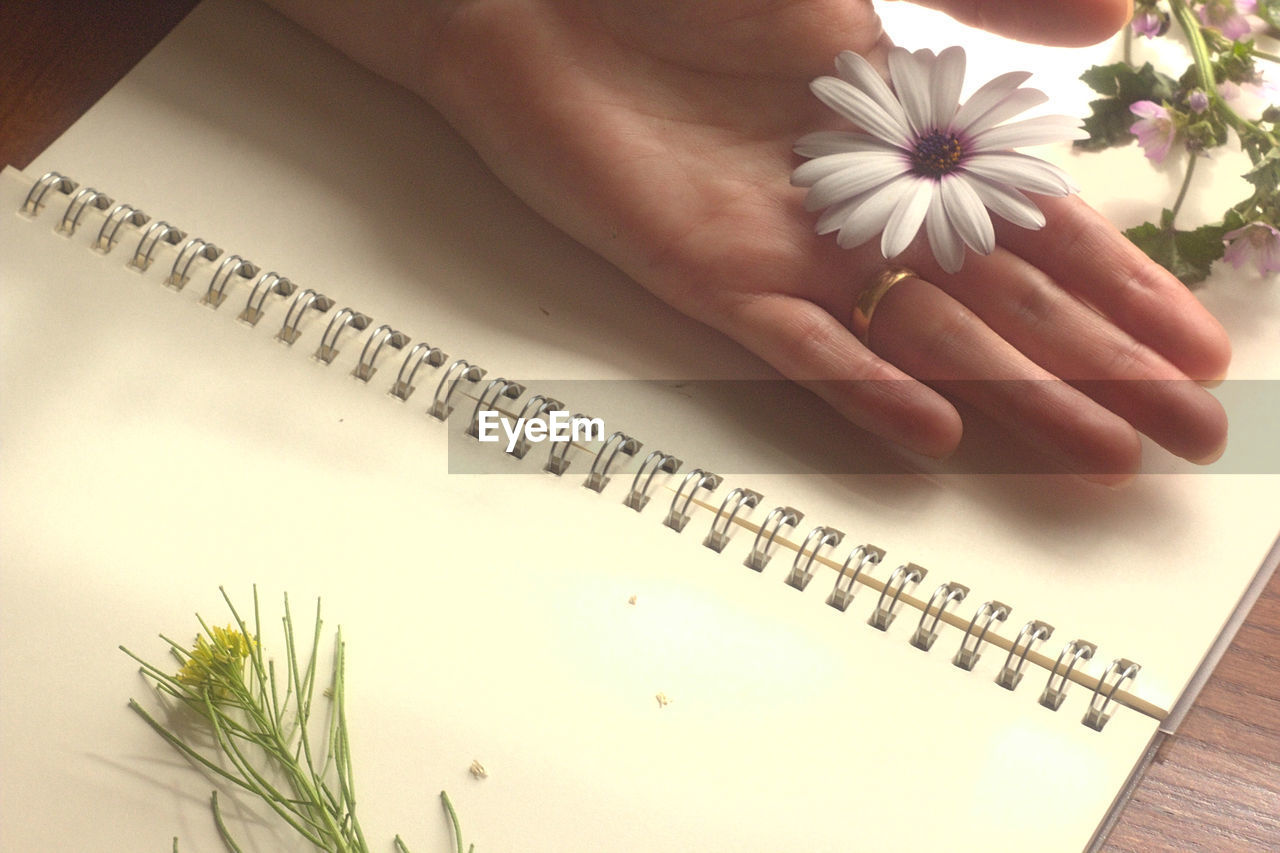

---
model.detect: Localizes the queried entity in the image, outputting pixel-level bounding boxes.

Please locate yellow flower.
[176,624,254,690]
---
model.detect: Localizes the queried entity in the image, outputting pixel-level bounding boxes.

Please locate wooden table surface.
[2,2,1277,850]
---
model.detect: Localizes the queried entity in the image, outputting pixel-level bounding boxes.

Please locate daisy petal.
[793,131,893,158]
[960,88,1050,137]
[835,174,917,249]
[965,175,1046,229]
[792,148,899,187]
[962,152,1078,197]
[930,46,966,130]
[810,77,912,147]
[888,48,933,136]
[941,176,995,255]
[804,151,907,210]
[881,177,934,259]
[951,71,1032,132]
[834,51,911,131]
[926,190,965,273]
[814,194,862,235]
[971,115,1088,150]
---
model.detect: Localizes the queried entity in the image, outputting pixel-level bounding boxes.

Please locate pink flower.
[1129,101,1177,163]
[1131,9,1170,38]
[1197,0,1264,40]
[1223,223,1280,274]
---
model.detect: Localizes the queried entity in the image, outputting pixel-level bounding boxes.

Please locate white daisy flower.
[792,47,1087,273]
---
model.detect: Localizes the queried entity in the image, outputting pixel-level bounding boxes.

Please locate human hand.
[266,0,1231,483]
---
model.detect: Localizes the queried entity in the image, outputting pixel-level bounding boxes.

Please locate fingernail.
[1192,437,1227,465]
[1081,469,1138,489]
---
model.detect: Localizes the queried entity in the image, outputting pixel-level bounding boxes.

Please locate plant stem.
[1167,0,1279,158]
[1256,50,1280,64]
[441,791,468,853]
[1168,0,1219,101]
[1170,152,1199,226]
[211,792,247,853]
[1123,23,1134,65]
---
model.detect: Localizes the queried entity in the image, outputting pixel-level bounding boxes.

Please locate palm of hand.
[429,1,885,308]
[272,0,1231,480]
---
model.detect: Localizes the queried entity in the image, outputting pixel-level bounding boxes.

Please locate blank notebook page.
[3,0,1278,850]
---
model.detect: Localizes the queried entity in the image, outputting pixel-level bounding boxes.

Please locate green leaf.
[1125,216,1229,287]
[1080,62,1177,101]
[1074,63,1178,151]
[1077,98,1140,151]
[1214,38,1258,85]
[1243,149,1280,193]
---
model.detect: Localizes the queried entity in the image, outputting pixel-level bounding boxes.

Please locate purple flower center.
[911,131,965,178]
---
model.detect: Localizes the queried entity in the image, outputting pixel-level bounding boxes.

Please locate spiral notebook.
[2,2,1278,851]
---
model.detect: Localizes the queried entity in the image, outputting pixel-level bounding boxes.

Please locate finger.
[868,275,1143,483]
[723,291,963,458]
[904,0,1133,47]
[918,245,1229,463]
[994,194,1232,383]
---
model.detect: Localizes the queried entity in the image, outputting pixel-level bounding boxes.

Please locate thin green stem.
[1168,0,1279,158]
[1168,0,1220,99]
[211,792,247,853]
[440,791,470,853]
[1170,152,1200,226]
[1123,22,1134,65]
[202,691,330,846]
[1255,50,1280,64]
[126,699,256,793]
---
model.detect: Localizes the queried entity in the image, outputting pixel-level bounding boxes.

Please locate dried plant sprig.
[121,587,473,853]
[1077,0,1280,284]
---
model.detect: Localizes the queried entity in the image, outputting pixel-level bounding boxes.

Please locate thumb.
[903,0,1133,47]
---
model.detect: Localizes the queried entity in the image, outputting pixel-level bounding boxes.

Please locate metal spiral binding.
[57,187,112,236]
[95,203,148,253]
[276,289,335,345]
[314,308,371,364]
[869,563,926,630]
[996,620,1054,690]
[21,171,76,216]
[910,581,969,651]
[1083,659,1140,731]
[19,172,1148,734]
[166,237,221,290]
[744,506,803,572]
[826,544,884,612]
[544,412,592,475]
[466,379,526,437]
[238,272,295,326]
[584,431,641,492]
[389,342,447,401]
[953,600,1011,671]
[784,526,844,592]
[1040,639,1097,711]
[202,254,259,308]
[624,451,682,512]
[130,221,186,271]
[353,325,409,382]
[664,469,721,532]
[507,395,563,458]
[703,488,763,553]
[428,359,486,420]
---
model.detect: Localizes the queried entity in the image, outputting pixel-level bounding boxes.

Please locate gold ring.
[851,266,916,345]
